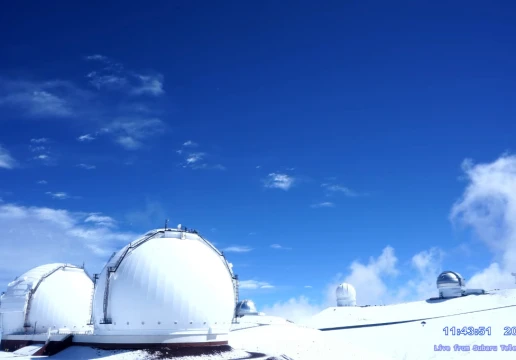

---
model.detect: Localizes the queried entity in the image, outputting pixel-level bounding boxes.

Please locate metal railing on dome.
[101,230,162,324]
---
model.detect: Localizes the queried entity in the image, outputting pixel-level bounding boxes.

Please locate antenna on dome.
[164,219,169,230]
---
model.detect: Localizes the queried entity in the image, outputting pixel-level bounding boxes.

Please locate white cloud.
[0,202,136,284]
[188,163,226,170]
[77,163,96,170]
[239,280,274,290]
[186,152,204,164]
[450,154,516,290]
[337,246,399,305]
[223,246,253,253]
[29,145,46,152]
[116,136,140,150]
[183,140,198,147]
[310,202,334,208]
[37,180,47,184]
[33,153,56,166]
[264,173,294,190]
[87,72,128,91]
[322,183,358,197]
[45,192,70,200]
[84,213,116,227]
[85,55,164,96]
[30,138,49,144]
[261,296,322,324]
[0,80,85,118]
[85,54,108,61]
[270,244,292,250]
[77,134,95,142]
[304,285,313,288]
[104,118,166,150]
[132,74,164,96]
[0,145,16,169]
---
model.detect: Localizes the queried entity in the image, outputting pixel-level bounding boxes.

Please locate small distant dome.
[235,299,258,317]
[437,271,465,298]
[336,283,356,306]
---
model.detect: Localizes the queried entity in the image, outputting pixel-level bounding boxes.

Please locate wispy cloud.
[77,134,95,142]
[223,245,253,253]
[37,180,47,184]
[45,191,71,200]
[304,285,313,288]
[178,143,225,170]
[34,154,49,160]
[86,55,164,96]
[239,280,275,290]
[102,118,166,150]
[183,140,198,147]
[310,201,335,208]
[1,59,167,152]
[84,213,116,227]
[0,79,90,118]
[30,138,49,144]
[264,173,294,190]
[29,145,46,152]
[186,152,205,164]
[450,154,516,289]
[0,202,137,281]
[270,244,292,250]
[77,163,96,170]
[0,145,16,169]
[322,183,358,197]
[85,54,108,61]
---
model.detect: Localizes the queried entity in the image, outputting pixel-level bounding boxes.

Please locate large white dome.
[336,283,356,307]
[91,228,236,345]
[0,263,93,335]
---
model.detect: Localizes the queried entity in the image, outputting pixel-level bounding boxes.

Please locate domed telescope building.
[436,271,485,299]
[336,283,356,306]
[85,225,238,349]
[0,263,93,338]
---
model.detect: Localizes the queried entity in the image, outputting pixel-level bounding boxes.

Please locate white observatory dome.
[0,263,93,335]
[437,271,466,298]
[235,300,259,317]
[336,283,356,306]
[91,228,236,346]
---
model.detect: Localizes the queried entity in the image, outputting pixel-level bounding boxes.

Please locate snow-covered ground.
[1,289,515,359]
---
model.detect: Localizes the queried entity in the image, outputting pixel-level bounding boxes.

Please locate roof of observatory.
[102,227,229,273]
[437,271,465,286]
[1,263,89,312]
[5,263,82,289]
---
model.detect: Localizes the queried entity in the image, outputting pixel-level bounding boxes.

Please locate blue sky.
[1,1,516,316]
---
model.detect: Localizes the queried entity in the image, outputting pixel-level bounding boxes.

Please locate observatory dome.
[235,299,259,317]
[437,271,465,298]
[336,283,356,306]
[0,263,93,335]
[91,227,236,346]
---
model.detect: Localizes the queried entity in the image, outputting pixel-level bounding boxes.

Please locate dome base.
[72,333,229,349]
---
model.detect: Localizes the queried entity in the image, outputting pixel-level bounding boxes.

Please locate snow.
[1,289,515,359]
